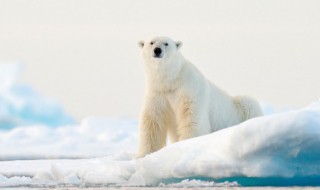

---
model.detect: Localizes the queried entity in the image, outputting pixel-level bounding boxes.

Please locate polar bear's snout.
[153,47,163,58]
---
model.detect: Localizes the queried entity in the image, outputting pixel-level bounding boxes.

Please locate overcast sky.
[0,0,319,120]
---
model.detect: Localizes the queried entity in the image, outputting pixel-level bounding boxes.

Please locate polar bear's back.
[182,61,248,133]
[205,82,243,132]
[207,88,263,132]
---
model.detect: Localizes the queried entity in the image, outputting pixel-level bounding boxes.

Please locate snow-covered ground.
[1,63,320,188]
[1,101,320,187]
[0,117,138,160]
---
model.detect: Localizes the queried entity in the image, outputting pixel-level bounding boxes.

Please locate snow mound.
[133,101,320,185]
[0,63,74,129]
[158,179,239,188]
[0,175,33,187]
[1,100,320,187]
[0,117,138,160]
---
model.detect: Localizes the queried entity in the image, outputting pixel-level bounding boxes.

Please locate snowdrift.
[133,101,320,186]
[0,63,74,129]
[0,117,138,160]
[1,100,320,187]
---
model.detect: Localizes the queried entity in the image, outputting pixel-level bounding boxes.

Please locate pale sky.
[0,0,319,120]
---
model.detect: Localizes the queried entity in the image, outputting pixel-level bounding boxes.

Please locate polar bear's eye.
[150,42,154,45]
[164,43,168,46]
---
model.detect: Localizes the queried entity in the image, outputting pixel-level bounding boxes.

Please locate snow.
[1,63,320,187]
[0,175,32,187]
[0,117,138,160]
[158,179,239,188]
[0,63,74,130]
[1,101,320,187]
[136,102,320,183]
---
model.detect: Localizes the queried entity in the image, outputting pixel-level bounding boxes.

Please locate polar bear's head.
[139,37,182,63]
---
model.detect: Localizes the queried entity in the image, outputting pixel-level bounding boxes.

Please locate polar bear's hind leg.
[233,96,263,121]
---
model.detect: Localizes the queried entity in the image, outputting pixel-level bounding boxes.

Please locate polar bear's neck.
[144,53,187,93]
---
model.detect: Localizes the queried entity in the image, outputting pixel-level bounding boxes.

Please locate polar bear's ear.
[176,41,182,49]
[138,41,144,48]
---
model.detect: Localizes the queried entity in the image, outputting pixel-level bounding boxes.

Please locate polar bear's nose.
[154,48,162,56]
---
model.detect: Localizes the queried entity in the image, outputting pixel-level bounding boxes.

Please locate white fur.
[136,36,263,158]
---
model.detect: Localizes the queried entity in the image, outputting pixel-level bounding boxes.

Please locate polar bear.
[136,36,263,158]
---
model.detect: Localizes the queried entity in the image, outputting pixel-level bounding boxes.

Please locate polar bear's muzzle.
[153,47,163,58]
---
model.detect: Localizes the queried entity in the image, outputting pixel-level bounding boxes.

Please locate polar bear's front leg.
[136,96,169,158]
[176,97,197,141]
